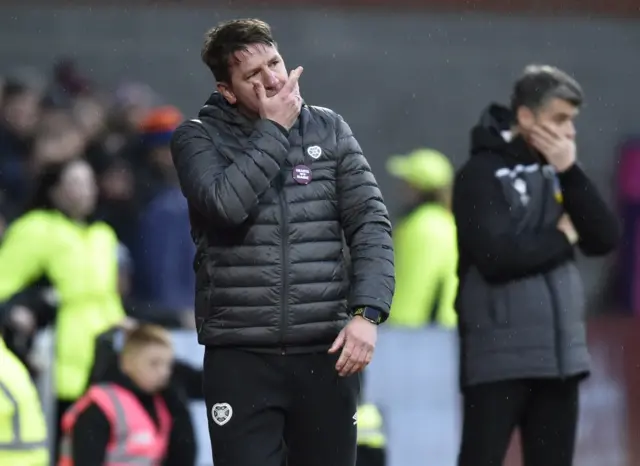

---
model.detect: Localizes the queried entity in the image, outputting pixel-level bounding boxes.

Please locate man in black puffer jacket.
[170,18,394,466]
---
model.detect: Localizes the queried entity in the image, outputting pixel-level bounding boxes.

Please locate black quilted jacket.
[170,93,394,349]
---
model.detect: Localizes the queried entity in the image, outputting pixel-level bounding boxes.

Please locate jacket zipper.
[278,173,289,352]
[539,168,565,377]
[543,275,564,377]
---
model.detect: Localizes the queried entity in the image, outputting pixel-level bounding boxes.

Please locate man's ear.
[217,83,236,105]
[516,106,535,131]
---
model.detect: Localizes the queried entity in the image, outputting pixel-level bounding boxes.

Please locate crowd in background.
[0,50,636,466]
[0,59,197,372]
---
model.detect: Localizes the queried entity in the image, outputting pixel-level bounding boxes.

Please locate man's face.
[123,343,174,393]
[518,97,579,141]
[1,91,40,137]
[218,43,288,114]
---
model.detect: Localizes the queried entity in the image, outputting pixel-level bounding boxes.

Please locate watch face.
[363,309,381,324]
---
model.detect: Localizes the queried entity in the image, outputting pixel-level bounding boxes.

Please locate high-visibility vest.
[58,383,172,466]
[356,403,386,449]
[0,210,125,401]
[388,204,458,328]
[0,337,49,466]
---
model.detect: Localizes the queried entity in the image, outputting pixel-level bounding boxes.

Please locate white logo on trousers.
[211,403,233,426]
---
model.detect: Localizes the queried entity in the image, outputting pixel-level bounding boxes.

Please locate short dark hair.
[27,159,78,212]
[510,64,584,115]
[201,18,276,84]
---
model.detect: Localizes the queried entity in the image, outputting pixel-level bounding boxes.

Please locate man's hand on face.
[254,66,303,130]
[328,315,377,377]
[530,123,576,172]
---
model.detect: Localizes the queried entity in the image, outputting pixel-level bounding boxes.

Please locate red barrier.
[504,316,640,466]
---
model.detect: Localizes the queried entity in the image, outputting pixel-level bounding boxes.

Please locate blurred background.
[0,1,639,465]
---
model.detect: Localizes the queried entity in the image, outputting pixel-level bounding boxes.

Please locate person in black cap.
[170,17,394,466]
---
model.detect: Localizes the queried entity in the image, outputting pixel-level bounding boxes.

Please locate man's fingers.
[531,126,554,145]
[335,340,355,372]
[364,348,374,366]
[340,346,363,377]
[254,82,267,101]
[328,330,346,354]
[532,127,561,153]
[537,123,561,140]
[344,349,371,377]
[282,66,303,94]
[338,340,375,376]
[530,131,553,153]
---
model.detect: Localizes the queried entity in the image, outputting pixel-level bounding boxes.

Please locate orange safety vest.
[58,383,172,466]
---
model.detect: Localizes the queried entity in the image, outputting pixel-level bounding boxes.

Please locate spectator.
[385,148,458,329]
[356,371,386,466]
[103,81,160,168]
[93,156,139,253]
[133,106,195,324]
[0,310,49,466]
[0,158,130,459]
[88,325,204,466]
[0,78,41,211]
[58,325,184,466]
[116,243,187,327]
[30,113,86,173]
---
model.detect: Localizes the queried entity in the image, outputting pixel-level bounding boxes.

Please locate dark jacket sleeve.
[557,163,620,256]
[335,116,395,318]
[170,119,290,226]
[453,157,574,282]
[71,403,110,466]
[162,388,197,466]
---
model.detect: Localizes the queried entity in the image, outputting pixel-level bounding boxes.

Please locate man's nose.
[262,69,278,87]
[566,122,576,140]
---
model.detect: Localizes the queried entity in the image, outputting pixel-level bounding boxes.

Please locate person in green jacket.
[386,148,458,329]
[0,158,130,459]
[0,310,49,466]
[356,371,386,466]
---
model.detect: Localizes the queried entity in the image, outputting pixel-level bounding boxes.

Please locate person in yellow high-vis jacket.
[0,329,49,466]
[356,370,386,466]
[356,402,386,466]
[0,159,129,460]
[386,149,458,329]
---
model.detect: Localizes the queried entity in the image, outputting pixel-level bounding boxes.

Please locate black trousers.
[203,347,360,466]
[458,377,580,466]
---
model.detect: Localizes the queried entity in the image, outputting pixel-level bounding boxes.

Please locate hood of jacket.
[198,92,253,129]
[470,103,543,165]
[470,103,514,156]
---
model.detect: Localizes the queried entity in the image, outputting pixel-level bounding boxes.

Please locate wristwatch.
[353,307,383,325]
